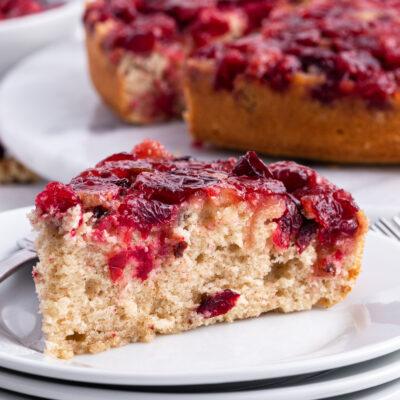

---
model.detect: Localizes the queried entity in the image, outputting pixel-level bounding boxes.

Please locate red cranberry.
[197,289,240,318]
[132,139,172,161]
[190,9,230,48]
[273,200,303,250]
[108,0,137,22]
[96,152,137,167]
[231,151,273,179]
[269,161,318,193]
[295,219,318,253]
[134,171,220,204]
[118,196,175,234]
[215,48,247,90]
[173,240,187,257]
[124,30,156,53]
[35,182,81,215]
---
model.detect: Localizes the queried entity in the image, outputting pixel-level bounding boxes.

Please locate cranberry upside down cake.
[85,0,400,163]
[31,140,367,359]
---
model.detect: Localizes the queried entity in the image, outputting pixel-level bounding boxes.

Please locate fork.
[370,215,400,241]
[0,233,38,283]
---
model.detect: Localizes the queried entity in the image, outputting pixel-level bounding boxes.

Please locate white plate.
[2,40,400,210]
[1,206,400,387]
[0,1,82,76]
[1,351,400,400]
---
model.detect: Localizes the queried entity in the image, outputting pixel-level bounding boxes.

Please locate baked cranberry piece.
[132,138,173,161]
[215,48,247,90]
[197,289,240,318]
[96,152,137,167]
[173,240,187,257]
[189,9,230,48]
[36,182,81,215]
[118,196,175,234]
[134,170,220,204]
[231,151,273,179]
[103,13,177,54]
[269,161,323,192]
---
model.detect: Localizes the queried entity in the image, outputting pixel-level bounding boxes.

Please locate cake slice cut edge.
[30,139,368,359]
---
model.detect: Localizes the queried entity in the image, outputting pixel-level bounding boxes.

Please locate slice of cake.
[31,139,368,359]
[185,0,400,163]
[83,0,274,123]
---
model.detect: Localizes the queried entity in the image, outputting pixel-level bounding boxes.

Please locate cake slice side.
[31,140,368,358]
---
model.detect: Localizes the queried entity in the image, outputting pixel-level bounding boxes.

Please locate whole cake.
[31,139,367,359]
[185,0,400,163]
[85,0,400,163]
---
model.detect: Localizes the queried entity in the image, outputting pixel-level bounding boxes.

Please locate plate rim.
[0,205,400,385]
[1,351,400,400]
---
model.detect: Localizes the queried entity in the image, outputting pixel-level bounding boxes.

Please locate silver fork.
[0,233,38,283]
[370,215,400,241]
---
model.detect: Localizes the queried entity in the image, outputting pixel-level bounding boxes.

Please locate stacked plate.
[1,40,400,399]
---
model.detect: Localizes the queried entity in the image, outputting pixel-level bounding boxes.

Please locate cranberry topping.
[132,138,173,161]
[84,0,278,59]
[118,196,175,235]
[189,8,231,48]
[0,0,49,20]
[196,289,240,318]
[194,0,400,107]
[35,182,81,215]
[270,161,359,248]
[231,151,273,179]
[36,141,361,283]
[102,13,177,55]
[134,170,220,204]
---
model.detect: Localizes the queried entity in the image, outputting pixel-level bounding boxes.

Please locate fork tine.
[393,216,400,230]
[372,220,396,239]
[378,218,400,241]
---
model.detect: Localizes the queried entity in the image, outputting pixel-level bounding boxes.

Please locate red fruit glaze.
[35,140,361,284]
[196,289,240,318]
[35,182,81,215]
[84,0,277,56]
[194,0,400,107]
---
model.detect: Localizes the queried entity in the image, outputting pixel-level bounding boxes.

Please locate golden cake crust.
[85,26,139,123]
[185,60,400,164]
